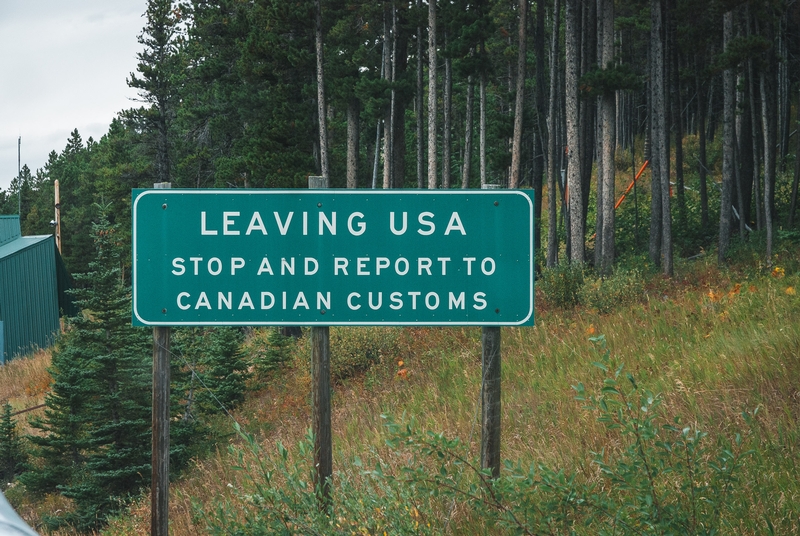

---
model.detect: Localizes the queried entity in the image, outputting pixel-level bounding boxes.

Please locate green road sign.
[132,189,534,326]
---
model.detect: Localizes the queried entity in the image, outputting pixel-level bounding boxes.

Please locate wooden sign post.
[308,176,332,509]
[480,183,502,478]
[151,181,171,536]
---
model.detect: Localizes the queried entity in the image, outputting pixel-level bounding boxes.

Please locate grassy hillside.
[5,242,800,534]
[97,245,800,535]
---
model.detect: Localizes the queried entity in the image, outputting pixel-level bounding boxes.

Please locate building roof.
[0,215,53,262]
[0,215,22,247]
[0,235,53,261]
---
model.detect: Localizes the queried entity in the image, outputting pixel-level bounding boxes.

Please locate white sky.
[0,1,146,192]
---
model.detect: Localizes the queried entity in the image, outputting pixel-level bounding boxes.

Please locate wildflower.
[397,368,409,379]
[586,324,596,336]
[771,266,785,278]
[786,287,796,296]
[397,360,404,367]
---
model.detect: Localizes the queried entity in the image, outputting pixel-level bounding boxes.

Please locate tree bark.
[443,47,453,189]
[565,0,583,263]
[416,0,424,189]
[533,0,545,253]
[599,0,615,275]
[718,10,734,264]
[314,0,329,184]
[650,0,671,274]
[509,0,527,189]
[480,44,487,188]
[761,60,776,267]
[382,6,394,189]
[546,0,561,267]
[696,57,709,232]
[346,98,359,189]
[428,0,438,189]
[462,74,474,189]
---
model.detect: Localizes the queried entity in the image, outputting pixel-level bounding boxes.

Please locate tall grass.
[94,255,800,534]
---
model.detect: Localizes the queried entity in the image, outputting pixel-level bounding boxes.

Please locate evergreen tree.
[173,327,250,419]
[0,403,27,485]
[21,212,152,533]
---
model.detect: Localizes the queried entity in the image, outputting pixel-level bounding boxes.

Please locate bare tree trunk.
[749,57,763,230]
[761,62,776,267]
[656,0,672,276]
[670,16,685,234]
[509,0,527,189]
[718,10,734,264]
[480,46,487,188]
[427,0,438,189]
[533,0,546,253]
[346,98,359,188]
[443,48,452,189]
[315,0,329,184]
[546,0,561,267]
[649,0,666,270]
[382,7,393,189]
[462,74,474,189]
[579,0,596,228]
[778,11,789,171]
[565,0,583,263]
[599,0,615,275]
[696,57,709,232]
[416,0,424,189]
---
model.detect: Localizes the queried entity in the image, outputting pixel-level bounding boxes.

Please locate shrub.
[246,328,296,383]
[329,327,399,383]
[538,261,586,308]
[579,267,645,313]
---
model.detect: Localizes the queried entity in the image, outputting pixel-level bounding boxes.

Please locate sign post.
[150,181,171,536]
[480,183,502,478]
[308,176,332,509]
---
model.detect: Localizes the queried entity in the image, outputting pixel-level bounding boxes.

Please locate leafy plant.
[538,261,586,308]
[579,267,645,313]
[329,327,399,383]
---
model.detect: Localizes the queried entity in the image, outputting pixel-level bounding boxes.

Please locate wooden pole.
[480,326,501,478]
[481,183,502,478]
[54,180,61,254]
[151,181,171,536]
[308,175,332,509]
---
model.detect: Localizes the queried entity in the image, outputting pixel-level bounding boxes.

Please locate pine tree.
[21,213,152,532]
[0,403,26,485]
[173,327,250,419]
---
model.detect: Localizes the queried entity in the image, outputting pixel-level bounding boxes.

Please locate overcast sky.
[1,1,146,192]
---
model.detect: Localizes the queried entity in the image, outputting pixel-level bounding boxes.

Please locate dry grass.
[0,348,51,432]
[96,258,800,535]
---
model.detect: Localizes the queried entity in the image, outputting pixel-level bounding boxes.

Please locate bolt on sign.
[132,189,534,326]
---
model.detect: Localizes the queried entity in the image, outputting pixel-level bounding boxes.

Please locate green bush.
[538,261,586,308]
[329,327,399,383]
[246,328,296,382]
[195,426,439,535]
[579,267,645,313]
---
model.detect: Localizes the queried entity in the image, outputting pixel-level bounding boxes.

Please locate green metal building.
[0,215,73,363]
